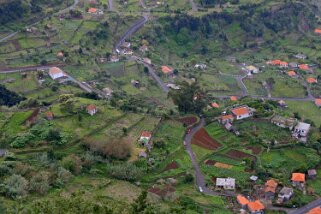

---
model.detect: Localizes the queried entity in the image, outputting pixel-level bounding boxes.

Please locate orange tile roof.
[291,173,305,182]
[287,71,296,77]
[46,112,53,118]
[231,107,249,116]
[49,67,64,75]
[265,179,278,193]
[141,131,152,138]
[307,77,317,84]
[307,207,321,214]
[221,114,234,121]
[161,66,173,74]
[211,102,220,108]
[315,99,321,106]
[86,104,97,111]
[280,61,288,66]
[248,200,265,211]
[56,51,64,57]
[270,60,282,65]
[237,195,250,206]
[299,64,309,70]
[230,96,238,101]
[315,29,321,34]
[88,7,97,13]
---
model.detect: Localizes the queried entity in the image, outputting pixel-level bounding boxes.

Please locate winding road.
[0,0,79,43]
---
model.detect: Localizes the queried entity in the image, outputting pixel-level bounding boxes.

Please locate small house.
[307,207,321,214]
[279,61,288,68]
[219,114,234,124]
[264,179,278,200]
[143,58,151,65]
[271,115,297,130]
[123,48,133,55]
[292,122,310,142]
[278,187,294,203]
[250,175,258,182]
[245,65,259,74]
[194,64,207,70]
[230,96,238,101]
[299,64,309,71]
[167,84,180,90]
[308,169,317,179]
[0,149,8,157]
[56,51,64,59]
[289,62,298,69]
[139,151,147,158]
[237,195,250,209]
[121,42,131,48]
[49,67,67,80]
[86,104,97,116]
[88,7,98,13]
[110,55,119,62]
[291,173,305,190]
[278,100,287,108]
[131,80,140,88]
[315,99,321,107]
[247,200,265,214]
[287,71,297,77]
[102,87,113,98]
[315,28,321,35]
[211,102,220,108]
[45,112,54,120]
[224,122,233,131]
[231,106,254,120]
[140,131,152,145]
[216,177,235,190]
[161,66,174,75]
[294,53,307,60]
[307,77,318,84]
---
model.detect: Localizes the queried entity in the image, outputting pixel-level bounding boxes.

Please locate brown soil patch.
[246,146,262,155]
[214,162,233,169]
[191,128,222,150]
[163,161,179,171]
[226,149,256,161]
[177,116,198,126]
[148,185,175,198]
[204,159,216,165]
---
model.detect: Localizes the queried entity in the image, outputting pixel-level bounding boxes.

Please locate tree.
[29,172,50,195]
[130,191,156,214]
[169,81,206,114]
[2,174,29,199]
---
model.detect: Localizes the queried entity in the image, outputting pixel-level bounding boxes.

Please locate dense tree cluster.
[0,85,25,107]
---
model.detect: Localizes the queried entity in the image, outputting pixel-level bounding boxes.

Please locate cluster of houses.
[217,105,255,135]
[236,170,317,213]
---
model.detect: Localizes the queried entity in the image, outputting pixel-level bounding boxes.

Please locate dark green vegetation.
[0,85,25,106]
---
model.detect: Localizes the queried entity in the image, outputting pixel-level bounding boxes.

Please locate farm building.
[291,173,305,190]
[264,179,278,200]
[231,106,255,120]
[86,104,97,116]
[247,200,265,214]
[292,122,311,142]
[271,115,297,130]
[216,177,235,190]
[277,187,294,203]
[48,67,66,80]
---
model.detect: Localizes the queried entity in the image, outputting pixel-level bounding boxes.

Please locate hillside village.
[0,0,321,213]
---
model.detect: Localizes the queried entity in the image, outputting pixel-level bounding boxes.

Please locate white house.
[194,64,207,70]
[245,65,259,74]
[292,122,310,141]
[277,187,294,203]
[140,131,152,144]
[48,67,66,80]
[231,106,254,120]
[86,104,97,116]
[216,177,235,190]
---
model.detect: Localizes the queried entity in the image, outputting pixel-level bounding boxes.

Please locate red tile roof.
[287,71,296,77]
[88,8,97,13]
[161,66,174,74]
[230,96,238,101]
[307,207,321,214]
[248,200,265,212]
[315,29,321,34]
[315,99,321,107]
[237,195,250,206]
[291,173,305,182]
[221,114,234,121]
[46,112,54,118]
[307,77,317,84]
[141,131,152,138]
[299,64,309,71]
[86,104,97,111]
[279,61,288,66]
[211,102,220,108]
[265,179,278,193]
[231,107,249,116]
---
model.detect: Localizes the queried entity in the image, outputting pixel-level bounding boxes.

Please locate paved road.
[0,0,79,43]
[183,118,234,197]
[108,0,113,11]
[288,199,321,214]
[114,15,149,51]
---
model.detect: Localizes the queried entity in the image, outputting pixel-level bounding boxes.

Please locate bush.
[61,154,83,175]
[106,163,144,181]
[2,174,29,199]
[29,172,50,195]
[53,167,72,187]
